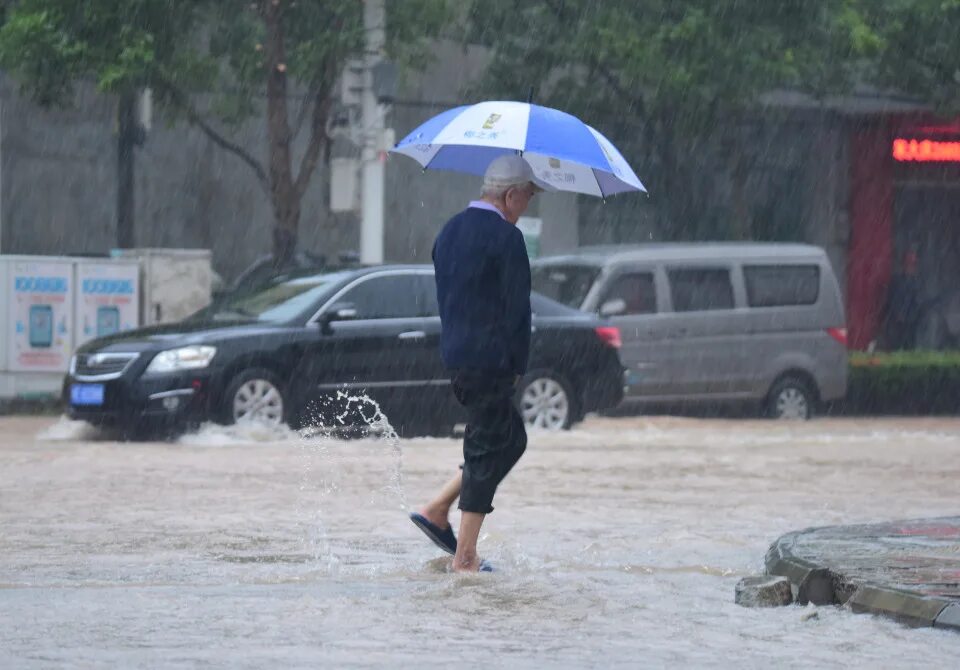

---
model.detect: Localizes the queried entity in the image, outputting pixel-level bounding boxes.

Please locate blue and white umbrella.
[390,100,646,198]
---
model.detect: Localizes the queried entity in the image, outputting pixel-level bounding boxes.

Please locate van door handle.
[669,328,688,338]
[398,330,426,341]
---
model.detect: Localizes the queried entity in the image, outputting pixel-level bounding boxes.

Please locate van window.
[531,264,600,309]
[601,272,657,314]
[667,268,734,312]
[744,264,820,307]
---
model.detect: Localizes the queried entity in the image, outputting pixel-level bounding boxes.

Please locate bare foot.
[451,554,481,573]
[419,505,450,530]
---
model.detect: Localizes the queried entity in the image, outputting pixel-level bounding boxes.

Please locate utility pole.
[116,90,137,249]
[116,88,150,249]
[360,0,385,264]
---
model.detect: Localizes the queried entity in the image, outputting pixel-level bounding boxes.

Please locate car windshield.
[205,270,354,323]
[531,263,599,309]
[530,292,587,317]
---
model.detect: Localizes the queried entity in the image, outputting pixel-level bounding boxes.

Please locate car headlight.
[145,346,217,374]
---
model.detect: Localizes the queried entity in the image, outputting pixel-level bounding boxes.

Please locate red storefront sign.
[892,138,960,162]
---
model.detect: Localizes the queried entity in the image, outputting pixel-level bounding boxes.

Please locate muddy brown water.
[2,415,959,668]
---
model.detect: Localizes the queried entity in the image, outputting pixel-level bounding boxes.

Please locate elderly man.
[409,154,553,572]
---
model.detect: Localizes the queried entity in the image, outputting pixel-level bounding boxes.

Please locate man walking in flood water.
[410,154,552,572]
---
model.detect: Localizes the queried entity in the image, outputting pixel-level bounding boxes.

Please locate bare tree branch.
[292,83,322,139]
[294,85,333,200]
[156,77,269,192]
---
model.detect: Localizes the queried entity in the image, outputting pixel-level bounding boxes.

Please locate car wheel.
[764,376,815,420]
[223,368,287,427]
[517,370,577,431]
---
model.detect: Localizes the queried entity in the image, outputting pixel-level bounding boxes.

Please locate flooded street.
[2,414,960,668]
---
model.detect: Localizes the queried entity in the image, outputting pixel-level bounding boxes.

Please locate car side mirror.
[320,302,358,334]
[599,298,627,318]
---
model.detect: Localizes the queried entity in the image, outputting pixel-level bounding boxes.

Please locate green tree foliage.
[0,0,451,262]
[866,0,960,114]
[466,0,879,239]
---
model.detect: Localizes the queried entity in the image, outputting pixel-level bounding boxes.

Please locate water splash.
[294,429,341,571]
[294,391,409,568]
[36,415,105,441]
[178,420,300,446]
[327,390,408,512]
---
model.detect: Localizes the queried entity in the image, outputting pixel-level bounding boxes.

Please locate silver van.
[531,243,848,419]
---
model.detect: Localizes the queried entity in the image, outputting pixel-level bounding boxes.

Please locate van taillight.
[595,326,622,349]
[827,327,848,347]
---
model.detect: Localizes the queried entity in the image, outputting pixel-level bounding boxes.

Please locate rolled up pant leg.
[454,372,527,514]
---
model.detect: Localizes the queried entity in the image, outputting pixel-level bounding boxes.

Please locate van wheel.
[764,376,815,420]
[222,368,287,427]
[517,370,578,430]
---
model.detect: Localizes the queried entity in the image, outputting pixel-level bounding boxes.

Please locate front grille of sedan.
[72,352,140,380]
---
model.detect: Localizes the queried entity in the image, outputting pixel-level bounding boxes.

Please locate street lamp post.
[360,0,385,265]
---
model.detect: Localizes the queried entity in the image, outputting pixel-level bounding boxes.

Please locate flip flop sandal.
[409,512,457,555]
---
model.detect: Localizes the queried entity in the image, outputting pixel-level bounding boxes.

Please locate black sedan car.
[64,265,625,437]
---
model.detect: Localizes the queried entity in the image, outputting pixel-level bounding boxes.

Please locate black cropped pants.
[452,370,528,514]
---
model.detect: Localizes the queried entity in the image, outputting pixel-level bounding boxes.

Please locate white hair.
[481,179,529,199]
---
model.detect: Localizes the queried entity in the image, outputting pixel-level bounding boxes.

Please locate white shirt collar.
[468,200,507,221]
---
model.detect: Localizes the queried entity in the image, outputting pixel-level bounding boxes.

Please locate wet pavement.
[2,414,960,668]
[766,517,960,629]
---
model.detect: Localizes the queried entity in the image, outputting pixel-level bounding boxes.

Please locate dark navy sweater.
[432,206,531,376]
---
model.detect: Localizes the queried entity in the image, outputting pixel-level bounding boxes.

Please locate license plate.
[71,383,105,406]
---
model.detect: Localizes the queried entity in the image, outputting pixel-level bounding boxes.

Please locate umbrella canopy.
[390,100,646,198]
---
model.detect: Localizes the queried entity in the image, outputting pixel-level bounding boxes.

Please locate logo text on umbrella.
[482,114,502,130]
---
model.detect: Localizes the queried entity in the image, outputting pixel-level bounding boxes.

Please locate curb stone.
[845,584,951,628]
[735,575,793,607]
[0,396,61,416]
[764,531,835,605]
[764,525,959,631]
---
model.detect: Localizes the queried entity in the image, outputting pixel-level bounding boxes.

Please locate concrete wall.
[1,39,856,288]
[568,106,852,291]
[0,75,329,281]
[0,40,580,282]
[1,79,116,256]
[384,41,580,262]
[805,115,851,293]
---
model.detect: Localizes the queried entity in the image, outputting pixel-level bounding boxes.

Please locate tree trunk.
[263,0,299,268]
[116,89,137,249]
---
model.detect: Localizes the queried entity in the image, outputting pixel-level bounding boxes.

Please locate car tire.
[516,370,578,431]
[222,368,288,427]
[764,375,815,420]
